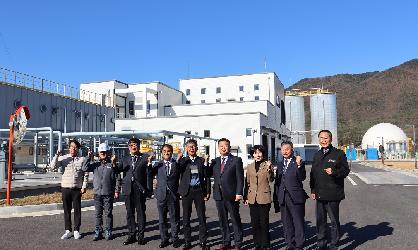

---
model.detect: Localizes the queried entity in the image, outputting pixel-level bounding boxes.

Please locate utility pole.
[406,124,416,169]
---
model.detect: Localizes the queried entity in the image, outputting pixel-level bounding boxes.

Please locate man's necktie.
[283,159,289,174]
[220,157,226,173]
[165,161,171,176]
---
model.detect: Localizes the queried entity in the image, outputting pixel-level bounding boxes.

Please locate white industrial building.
[82,73,290,165]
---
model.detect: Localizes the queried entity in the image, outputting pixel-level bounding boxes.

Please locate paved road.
[1,163,417,249]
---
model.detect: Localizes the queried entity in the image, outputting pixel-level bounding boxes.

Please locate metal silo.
[310,93,338,145]
[285,96,306,144]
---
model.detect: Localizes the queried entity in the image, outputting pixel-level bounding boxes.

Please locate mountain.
[287,59,418,146]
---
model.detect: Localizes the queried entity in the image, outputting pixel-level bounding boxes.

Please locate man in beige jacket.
[50,139,89,240]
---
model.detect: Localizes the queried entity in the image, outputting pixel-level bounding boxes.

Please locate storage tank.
[285,96,306,144]
[310,93,338,145]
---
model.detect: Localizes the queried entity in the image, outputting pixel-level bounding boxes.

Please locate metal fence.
[0,67,112,107]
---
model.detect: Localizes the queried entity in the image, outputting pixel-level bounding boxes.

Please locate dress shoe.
[123,235,136,245]
[159,240,170,248]
[183,242,191,250]
[138,237,146,245]
[173,239,182,248]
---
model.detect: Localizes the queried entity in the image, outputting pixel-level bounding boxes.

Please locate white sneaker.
[61,230,72,239]
[74,231,81,240]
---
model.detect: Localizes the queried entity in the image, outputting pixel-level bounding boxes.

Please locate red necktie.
[220,157,226,173]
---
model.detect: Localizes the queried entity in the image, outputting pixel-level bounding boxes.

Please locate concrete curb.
[0,199,95,217]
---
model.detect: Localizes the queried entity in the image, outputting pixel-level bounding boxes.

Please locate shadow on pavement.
[340,221,394,250]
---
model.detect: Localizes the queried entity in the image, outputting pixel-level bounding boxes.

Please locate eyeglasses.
[99,151,107,155]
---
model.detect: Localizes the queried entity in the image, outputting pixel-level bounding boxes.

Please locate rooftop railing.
[0,67,112,107]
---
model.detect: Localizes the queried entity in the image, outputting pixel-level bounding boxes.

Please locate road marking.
[347,176,357,186]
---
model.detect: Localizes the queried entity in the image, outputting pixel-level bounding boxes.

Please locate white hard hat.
[98,143,110,152]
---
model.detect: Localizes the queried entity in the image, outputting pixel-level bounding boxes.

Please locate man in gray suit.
[149,144,181,248]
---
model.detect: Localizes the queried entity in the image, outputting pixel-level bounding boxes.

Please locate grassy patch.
[0,189,95,206]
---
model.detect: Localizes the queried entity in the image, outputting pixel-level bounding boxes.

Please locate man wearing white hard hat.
[83,143,120,241]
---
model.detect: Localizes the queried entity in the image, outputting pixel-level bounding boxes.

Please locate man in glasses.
[116,138,152,245]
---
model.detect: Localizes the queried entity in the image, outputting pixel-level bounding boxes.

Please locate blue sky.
[1,1,417,89]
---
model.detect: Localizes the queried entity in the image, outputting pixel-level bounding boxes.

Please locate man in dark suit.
[149,144,181,248]
[178,139,211,250]
[115,138,151,245]
[273,141,307,250]
[310,130,350,250]
[208,138,244,250]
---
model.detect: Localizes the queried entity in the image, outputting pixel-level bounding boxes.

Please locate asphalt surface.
[0,163,417,250]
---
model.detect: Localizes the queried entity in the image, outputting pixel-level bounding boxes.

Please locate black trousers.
[94,194,114,231]
[61,188,82,231]
[249,203,271,248]
[182,187,208,244]
[125,182,147,238]
[316,200,341,249]
[281,193,305,250]
[215,199,243,247]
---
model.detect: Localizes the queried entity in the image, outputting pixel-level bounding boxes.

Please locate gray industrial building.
[0,69,114,133]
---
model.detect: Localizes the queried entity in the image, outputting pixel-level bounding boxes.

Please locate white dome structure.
[361,123,408,150]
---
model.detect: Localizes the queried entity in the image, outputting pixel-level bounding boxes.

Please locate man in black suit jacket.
[274,141,308,250]
[115,138,151,246]
[178,139,211,250]
[208,138,244,250]
[310,130,350,250]
[149,144,181,248]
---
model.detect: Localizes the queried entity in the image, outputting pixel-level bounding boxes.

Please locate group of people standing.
[50,129,350,250]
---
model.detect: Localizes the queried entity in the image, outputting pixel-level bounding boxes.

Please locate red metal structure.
[6,106,30,206]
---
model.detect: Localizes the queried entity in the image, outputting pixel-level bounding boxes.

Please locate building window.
[216,87,221,94]
[204,130,210,137]
[247,144,253,159]
[201,100,206,104]
[186,89,190,96]
[239,85,244,91]
[254,84,259,91]
[246,128,252,137]
[29,147,34,155]
[255,96,259,100]
[216,98,221,103]
[240,97,244,101]
[146,100,151,114]
[186,100,190,104]
[128,101,134,116]
[201,88,206,94]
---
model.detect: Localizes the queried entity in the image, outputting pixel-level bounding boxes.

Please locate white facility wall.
[179,73,276,104]
[115,113,262,165]
[165,101,269,117]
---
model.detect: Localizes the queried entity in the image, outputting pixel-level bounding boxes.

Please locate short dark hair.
[128,137,140,145]
[69,139,81,149]
[252,145,265,155]
[185,139,198,147]
[161,144,173,152]
[281,141,293,148]
[318,130,333,140]
[217,138,230,145]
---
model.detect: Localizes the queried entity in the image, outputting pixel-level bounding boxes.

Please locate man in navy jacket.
[208,138,244,250]
[149,144,181,248]
[274,141,308,250]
